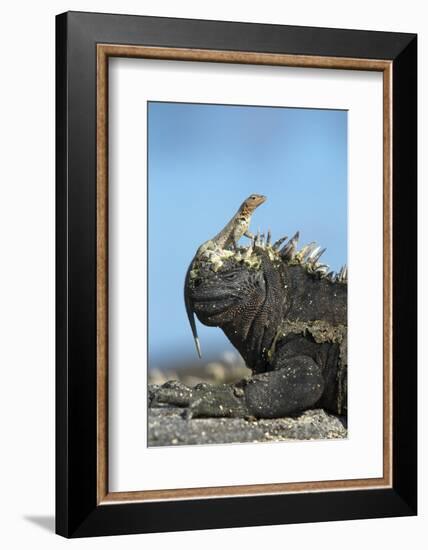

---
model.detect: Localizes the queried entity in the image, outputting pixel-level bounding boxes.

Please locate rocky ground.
[148,360,347,446]
[148,401,347,447]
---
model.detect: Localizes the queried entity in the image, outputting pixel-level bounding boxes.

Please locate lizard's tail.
[184,260,202,358]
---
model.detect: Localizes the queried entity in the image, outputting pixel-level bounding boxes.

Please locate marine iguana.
[184,194,266,358]
[153,229,347,420]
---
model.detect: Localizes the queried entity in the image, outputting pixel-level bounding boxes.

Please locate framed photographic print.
[56,11,417,538]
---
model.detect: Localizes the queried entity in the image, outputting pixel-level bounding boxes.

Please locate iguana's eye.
[223,272,239,281]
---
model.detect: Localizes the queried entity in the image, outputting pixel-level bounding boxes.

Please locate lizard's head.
[241,194,266,211]
[189,257,266,327]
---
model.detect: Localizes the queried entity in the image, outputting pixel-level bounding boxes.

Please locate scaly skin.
[153,232,347,420]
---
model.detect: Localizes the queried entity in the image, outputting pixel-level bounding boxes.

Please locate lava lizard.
[184,193,266,357]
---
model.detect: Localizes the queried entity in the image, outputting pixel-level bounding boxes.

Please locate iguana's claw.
[151,381,250,419]
[150,380,193,408]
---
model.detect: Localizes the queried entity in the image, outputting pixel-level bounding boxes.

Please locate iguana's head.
[189,256,266,327]
[186,244,284,371]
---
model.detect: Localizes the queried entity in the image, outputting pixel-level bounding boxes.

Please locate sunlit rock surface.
[148,396,347,447]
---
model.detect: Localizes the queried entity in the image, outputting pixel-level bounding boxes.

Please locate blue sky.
[148,102,347,368]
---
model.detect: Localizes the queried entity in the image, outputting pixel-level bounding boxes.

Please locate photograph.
[147,101,348,446]
[51,8,417,539]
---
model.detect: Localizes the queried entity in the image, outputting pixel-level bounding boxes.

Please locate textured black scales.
[192,251,286,374]
[153,242,347,420]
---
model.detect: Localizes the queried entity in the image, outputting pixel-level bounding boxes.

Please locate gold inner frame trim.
[96,44,393,505]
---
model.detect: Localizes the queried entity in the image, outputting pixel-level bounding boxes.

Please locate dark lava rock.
[148,406,347,447]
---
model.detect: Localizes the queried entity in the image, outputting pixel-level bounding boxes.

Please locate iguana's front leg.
[150,354,324,419]
[243,356,325,418]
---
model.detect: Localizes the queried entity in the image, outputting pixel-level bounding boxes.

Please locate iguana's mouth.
[190,283,240,302]
[193,298,236,311]
[192,303,236,327]
[191,294,238,325]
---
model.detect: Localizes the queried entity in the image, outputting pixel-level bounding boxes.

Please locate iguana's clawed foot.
[150,380,249,419]
[149,380,193,407]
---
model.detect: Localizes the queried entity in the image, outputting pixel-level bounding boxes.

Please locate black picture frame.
[56,11,417,538]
